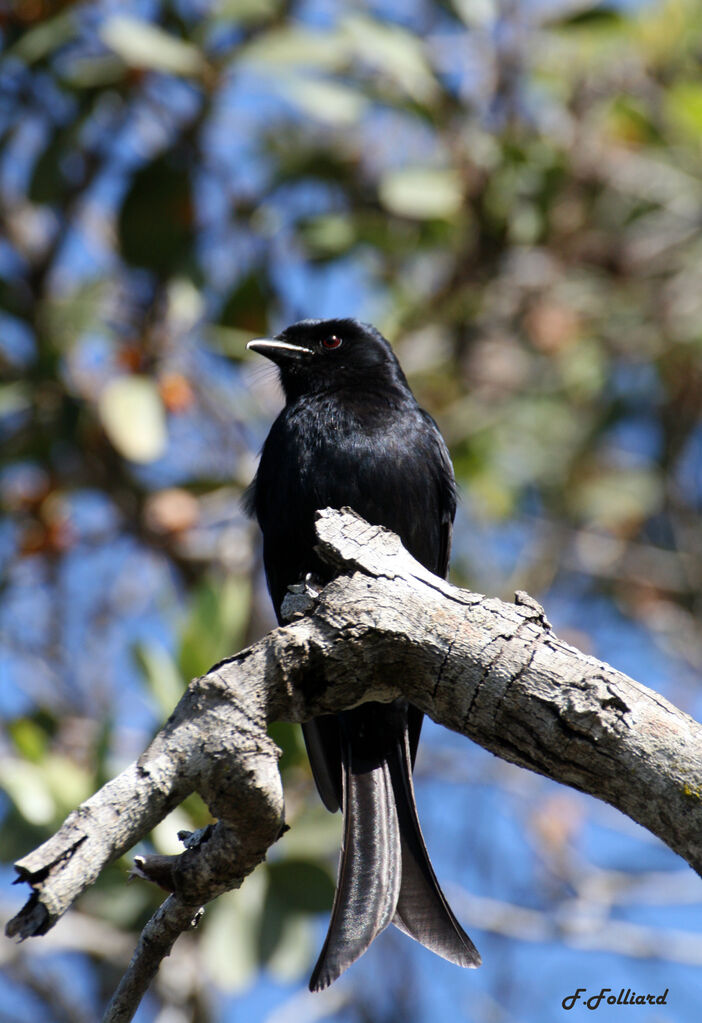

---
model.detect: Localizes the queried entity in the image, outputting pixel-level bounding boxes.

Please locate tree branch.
[5,508,702,1021]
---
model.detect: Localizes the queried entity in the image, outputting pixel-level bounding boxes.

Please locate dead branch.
[5,508,702,1022]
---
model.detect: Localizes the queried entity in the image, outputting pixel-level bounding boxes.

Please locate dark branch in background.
[5,509,702,1023]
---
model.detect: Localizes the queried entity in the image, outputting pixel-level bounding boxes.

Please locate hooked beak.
[246,338,313,363]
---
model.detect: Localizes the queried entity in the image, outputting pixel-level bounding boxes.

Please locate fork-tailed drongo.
[245,318,480,990]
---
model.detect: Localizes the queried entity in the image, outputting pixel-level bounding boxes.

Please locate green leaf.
[207,325,261,357]
[558,338,606,400]
[0,759,55,825]
[240,26,347,71]
[201,877,266,991]
[264,913,314,982]
[300,214,355,258]
[606,95,661,147]
[100,16,205,77]
[8,719,48,763]
[29,126,74,205]
[279,807,341,859]
[266,859,335,914]
[217,574,253,650]
[451,0,495,28]
[0,383,31,419]
[178,576,252,682]
[666,81,702,140]
[212,0,281,26]
[80,871,156,928]
[218,270,271,334]
[134,641,186,716]
[379,167,464,220]
[151,806,200,854]
[43,755,92,815]
[342,14,438,103]
[98,376,167,463]
[549,4,623,29]
[573,469,663,528]
[40,280,107,351]
[283,77,366,125]
[62,56,127,89]
[267,721,306,773]
[258,860,334,978]
[178,791,213,829]
[9,12,75,64]
[118,153,194,275]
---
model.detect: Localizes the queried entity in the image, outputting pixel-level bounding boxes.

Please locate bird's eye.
[322,335,342,350]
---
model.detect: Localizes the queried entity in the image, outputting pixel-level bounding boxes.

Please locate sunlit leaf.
[98,376,167,463]
[9,719,48,763]
[451,0,495,27]
[462,467,516,520]
[665,81,702,140]
[0,759,54,825]
[379,167,464,220]
[284,77,366,125]
[166,278,205,333]
[633,0,696,66]
[178,791,213,829]
[265,913,314,982]
[557,338,606,399]
[573,469,663,528]
[605,95,661,147]
[43,755,92,814]
[134,640,186,716]
[151,807,200,855]
[201,876,266,991]
[178,576,252,682]
[217,574,253,649]
[81,871,156,928]
[100,16,205,77]
[280,806,341,858]
[240,26,347,70]
[342,14,438,103]
[258,859,334,979]
[300,214,355,257]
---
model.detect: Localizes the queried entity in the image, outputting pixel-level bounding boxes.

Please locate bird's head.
[246,318,408,399]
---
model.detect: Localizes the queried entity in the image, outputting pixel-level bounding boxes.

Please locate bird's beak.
[246,338,313,363]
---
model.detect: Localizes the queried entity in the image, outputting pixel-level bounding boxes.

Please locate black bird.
[245,318,480,990]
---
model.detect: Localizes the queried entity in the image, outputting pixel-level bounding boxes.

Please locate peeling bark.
[5,508,702,1022]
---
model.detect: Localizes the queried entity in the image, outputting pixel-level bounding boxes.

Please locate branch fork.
[5,508,702,1022]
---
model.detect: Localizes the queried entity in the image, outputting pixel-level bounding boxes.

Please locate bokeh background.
[2,0,702,1020]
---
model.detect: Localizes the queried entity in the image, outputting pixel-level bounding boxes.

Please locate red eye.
[322,335,342,350]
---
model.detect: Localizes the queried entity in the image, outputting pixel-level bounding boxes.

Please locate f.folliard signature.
[562,988,669,1011]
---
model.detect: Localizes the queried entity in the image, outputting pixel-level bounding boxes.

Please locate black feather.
[245,317,479,988]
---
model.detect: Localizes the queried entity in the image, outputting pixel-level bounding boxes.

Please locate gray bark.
[5,508,702,1021]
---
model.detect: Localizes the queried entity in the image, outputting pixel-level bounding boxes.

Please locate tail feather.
[308,726,402,991]
[308,702,480,991]
[390,727,481,967]
[302,717,341,812]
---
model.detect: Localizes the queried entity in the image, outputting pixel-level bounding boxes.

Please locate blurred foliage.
[2,0,702,1021]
